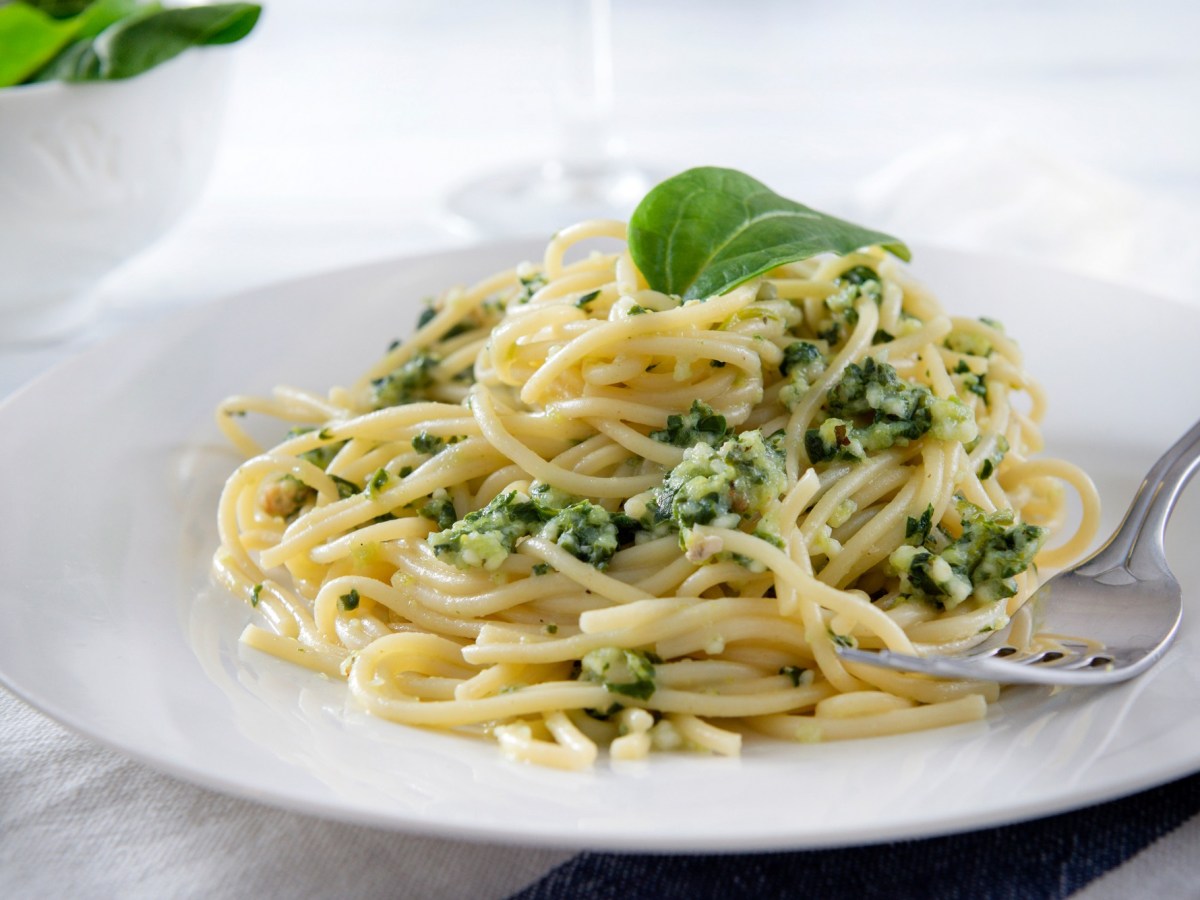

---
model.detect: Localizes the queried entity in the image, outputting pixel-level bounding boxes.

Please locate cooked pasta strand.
[213,216,1098,769]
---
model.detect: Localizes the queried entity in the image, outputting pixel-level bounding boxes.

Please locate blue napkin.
[511,772,1200,899]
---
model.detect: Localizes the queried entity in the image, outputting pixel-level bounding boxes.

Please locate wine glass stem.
[558,0,616,169]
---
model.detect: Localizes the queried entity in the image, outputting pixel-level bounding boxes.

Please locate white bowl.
[0,49,232,343]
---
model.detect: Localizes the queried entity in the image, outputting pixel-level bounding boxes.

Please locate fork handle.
[1081,417,1200,576]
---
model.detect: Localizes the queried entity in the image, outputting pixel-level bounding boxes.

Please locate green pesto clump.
[541,501,620,568]
[418,493,457,530]
[944,317,1003,358]
[427,483,635,571]
[370,351,439,408]
[780,341,825,379]
[579,647,657,701]
[411,431,445,455]
[889,498,1046,609]
[828,356,925,420]
[976,435,1011,481]
[530,482,579,511]
[516,271,548,304]
[778,342,827,410]
[650,400,731,449]
[330,475,360,499]
[413,296,498,342]
[805,358,977,462]
[953,359,989,403]
[816,279,881,345]
[929,396,978,443]
[836,265,880,286]
[284,426,347,470]
[427,490,547,570]
[262,427,353,517]
[664,431,785,531]
[632,431,785,545]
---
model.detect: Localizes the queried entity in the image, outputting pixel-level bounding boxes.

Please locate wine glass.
[445,0,662,236]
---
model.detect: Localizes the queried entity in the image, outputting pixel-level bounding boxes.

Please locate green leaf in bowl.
[0,0,144,86]
[33,2,261,83]
[23,0,102,17]
[628,166,910,300]
[0,2,78,86]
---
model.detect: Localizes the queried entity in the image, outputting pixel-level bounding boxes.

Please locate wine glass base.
[445,159,664,237]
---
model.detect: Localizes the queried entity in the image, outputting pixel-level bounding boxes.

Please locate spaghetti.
[213,217,1099,770]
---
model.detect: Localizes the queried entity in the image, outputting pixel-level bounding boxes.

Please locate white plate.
[2,242,1198,852]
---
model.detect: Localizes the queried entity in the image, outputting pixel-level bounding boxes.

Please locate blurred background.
[4,0,1199,377]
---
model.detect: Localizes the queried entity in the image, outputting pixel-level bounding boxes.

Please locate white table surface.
[3,2,1199,897]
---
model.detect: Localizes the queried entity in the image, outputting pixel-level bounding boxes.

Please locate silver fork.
[836,418,1200,685]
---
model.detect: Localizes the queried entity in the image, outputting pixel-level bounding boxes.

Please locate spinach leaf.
[0,3,76,86]
[628,167,910,300]
[70,0,142,34]
[32,2,260,83]
[24,0,99,17]
[0,0,145,86]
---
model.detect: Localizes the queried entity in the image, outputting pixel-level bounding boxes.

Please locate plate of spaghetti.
[1,168,1197,850]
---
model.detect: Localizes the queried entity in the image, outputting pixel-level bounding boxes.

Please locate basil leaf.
[35,2,260,83]
[628,167,910,300]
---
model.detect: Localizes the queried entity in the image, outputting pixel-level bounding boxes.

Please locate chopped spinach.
[516,272,547,304]
[416,306,437,329]
[836,265,880,286]
[890,498,1046,609]
[330,474,360,499]
[780,341,824,378]
[428,490,549,570]
[579,647,657,701]
[650,400,731,449]
[905,504,935,546]
[411,431,445,456]
[779,665,807,687]
[805,358,978,462]
[370,351,439,408]
[977,435,1010,481]
[419,496,457,530]
[645,430,786,544]
[541,501,620,568]
[367,468,389,495]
